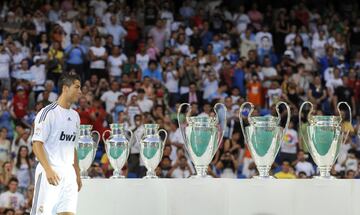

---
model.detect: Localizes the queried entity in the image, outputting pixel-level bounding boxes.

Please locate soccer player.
[31,73,82,215]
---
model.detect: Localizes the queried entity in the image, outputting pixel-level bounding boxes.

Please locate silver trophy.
[102,123,133,178]
[140,124,167,179]
[239,102,290,179]
[299,101,351,179]
[178,103,226,178]
[76,124,100,179]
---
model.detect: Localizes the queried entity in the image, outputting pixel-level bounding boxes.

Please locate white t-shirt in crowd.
[12,52,25,71]
[30,64,46,91]
[295,161,315,176]
[0,191,25,210]
[125,105,141,126]
[169,128,184,162]
[280,128,298,154]
[266,88,282,107]
[90,46,106,69]
[311,38,327,59]
[105,24,127,46]
[164,71,179,93]
[37,92,58,103]
[108,54,128,77]
[285,33,296,46]
[345,158,358,171]
[297,55,316,72]
[260,67,277,88]
[100,90,123,113]
[90,0,108,17]
[137,98,153,113]
[136,53,150,72]
[0,53,11,78]
[57,21,73,47]
[12,69,35,82]
[326,78,343,95]
[203,79,219,100]
[171,167,191,178]
[234,13,250,33]
[0,140,11,162]
[32,102,80,167]
[176,43,191,56]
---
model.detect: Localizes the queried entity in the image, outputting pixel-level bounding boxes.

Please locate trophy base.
[110,175,125,179]
[252,175,275,179]
[143,175,159,179]
[313,175,337,179]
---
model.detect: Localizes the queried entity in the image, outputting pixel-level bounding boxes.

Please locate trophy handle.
[177,103,191,153]
[239,102,255,145]
[102,130,111,160]
[125,129,134,158]
[337,102,352,144]
[158,129,168,160]
[299,101,314,150]
[91,130,100,163]
[299,101,314,123]
[214,103,227,151]
[275,101,291,137]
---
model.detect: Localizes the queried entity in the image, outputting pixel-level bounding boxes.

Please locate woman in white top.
[12,146,33,194]
[89,36,108,80]
[107,46,128,82]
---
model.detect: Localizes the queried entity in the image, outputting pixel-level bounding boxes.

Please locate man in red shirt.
[12,86,28,119]
[88,99,107,137]
[76,96,91,124]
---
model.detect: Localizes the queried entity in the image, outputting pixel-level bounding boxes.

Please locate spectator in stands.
[64,34,86,77]
[292,150,315,177]
[274,160,296,179]
[168,156,192,178]
[106,14,127,47]
[89,36,108,80]
[12,146,33,194]
[100,81,122,113]
[0,44,12,90]
[141,60,162,82]
[279,121,298,164]
[0,178,25,214]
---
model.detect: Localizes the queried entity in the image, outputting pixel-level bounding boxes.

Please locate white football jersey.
[32,102,80,167]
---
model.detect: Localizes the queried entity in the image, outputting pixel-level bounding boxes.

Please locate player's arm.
[32,109,60,186]
[73,115,82,191]
[33,141,60,186]
[73,148,82,191]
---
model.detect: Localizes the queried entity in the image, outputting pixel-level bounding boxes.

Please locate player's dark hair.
[58,73,81,95]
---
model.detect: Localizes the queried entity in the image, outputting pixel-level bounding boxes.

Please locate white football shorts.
[31,164,78,215]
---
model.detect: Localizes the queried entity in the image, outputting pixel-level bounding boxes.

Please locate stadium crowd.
[0,0,359,213]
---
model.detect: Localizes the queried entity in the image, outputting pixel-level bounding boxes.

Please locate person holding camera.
[216,151,238,178]
[167,156,193,178]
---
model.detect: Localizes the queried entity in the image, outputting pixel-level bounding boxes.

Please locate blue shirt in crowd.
[233,68,246,97]
[65,45,86,65]
[142,68,163,82]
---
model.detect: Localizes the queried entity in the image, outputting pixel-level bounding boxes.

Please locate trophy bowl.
[299,101,351,179]
[76,124,100,179]
[103,123,133,178]
[140,124,167,179]
[239,102,290,179]
[178,103,226,178]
